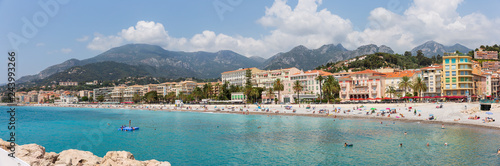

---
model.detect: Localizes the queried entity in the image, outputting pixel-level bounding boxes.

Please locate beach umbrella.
[429,114,434,116]
[383,97,392,100]
[417,110,422,112]
[486,112,493,115]
[375,97,381,100]
[358,108,362,110]
[371,108,376,110]
[401,96,410,99]
[386,108,390,110]
[422,96,431,98]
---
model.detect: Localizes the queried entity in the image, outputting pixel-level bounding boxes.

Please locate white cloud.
[61,48,72,54]
[36,43,45,47]
[87,33,124,51]
[87,0,500,56]
[76,36,89,42]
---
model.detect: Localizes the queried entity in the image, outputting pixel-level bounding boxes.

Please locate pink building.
[338,69,386,101]
[474,51,498,59]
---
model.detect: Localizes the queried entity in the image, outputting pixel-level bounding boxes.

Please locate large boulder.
[0,138,16,151]
[101,151,170,166]
[55,149,102,166]
[16,143,51,166]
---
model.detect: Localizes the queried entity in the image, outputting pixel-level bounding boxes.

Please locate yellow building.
[441,52,473,96]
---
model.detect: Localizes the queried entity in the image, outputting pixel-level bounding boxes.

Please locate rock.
[16,144,47,165]
[0,138,16,151]
[101,151,171,166]
[55,149,102,166]
[44,152,59,163]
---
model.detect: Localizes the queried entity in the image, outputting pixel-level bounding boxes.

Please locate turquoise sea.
[1,106,499,165]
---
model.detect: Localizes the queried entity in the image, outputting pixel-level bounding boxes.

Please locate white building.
[221,68,261,86]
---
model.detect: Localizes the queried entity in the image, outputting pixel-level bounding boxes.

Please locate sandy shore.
[21,102,500,129]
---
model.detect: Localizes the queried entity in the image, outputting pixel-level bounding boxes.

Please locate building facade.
[420,65,443,97]
[441,53,473,96]
[474,51,498,59]
[384,70,418,97]
[338,70,386,101]
[279,70,332,103]
[221,68,261,86]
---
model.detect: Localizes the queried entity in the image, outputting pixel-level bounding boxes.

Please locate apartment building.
[279,70,332,103]
[338,69,386,101]
[221,67,261,86]
[384,70,418,96]
[420,65,443,97]
[441,52,473,96]
[253,67,301,89]
[474,51,498,59]
[481,61,500,71]
[175,81,197,96]
[93,87,114,101]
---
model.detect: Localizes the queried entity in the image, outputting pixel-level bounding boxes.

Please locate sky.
[1,0,500,83]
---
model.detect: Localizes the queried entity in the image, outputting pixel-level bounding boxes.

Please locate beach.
[23,102,499,129]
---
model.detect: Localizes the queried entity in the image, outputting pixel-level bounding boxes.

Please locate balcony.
[353,83,368,87]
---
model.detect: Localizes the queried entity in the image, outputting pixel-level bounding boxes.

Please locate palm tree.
[273,79,284,104]
[315,76,325,101]
[385,86,396,99]
[250,88,259,103]
[322,76,340,103]
[293,80,303,105]
[412,77,428,98]
[206,83,213,99]
[398,76,412,96]
[266,87,274,103]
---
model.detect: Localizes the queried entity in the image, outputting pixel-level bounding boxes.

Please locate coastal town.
[12,50,500,106]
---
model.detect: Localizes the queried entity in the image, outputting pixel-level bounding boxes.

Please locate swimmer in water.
[426,143,430,147]
[442,124,445,129]
[444,142,448,146]
[399,143,403,147]
[404,132,407,135]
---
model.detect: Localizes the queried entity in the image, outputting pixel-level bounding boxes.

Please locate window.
[430,88,434,92]
[452,71,456,76]
[460,58,464,62]
[446,84,450,89]
[451,65,456,70]
[452,84,456,89]
[453,91,457,95]
[446,78,450,83]
[446,71,450,76]
[445,65,450,70]
[445,59,450,64]
[451,59,456,63]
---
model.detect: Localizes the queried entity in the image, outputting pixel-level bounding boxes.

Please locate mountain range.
[18,41,472,84]
[411,41,472,57]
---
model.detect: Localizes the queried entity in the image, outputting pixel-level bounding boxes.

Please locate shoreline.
[14,102,500,130]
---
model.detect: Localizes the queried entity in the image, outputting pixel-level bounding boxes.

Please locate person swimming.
[444,142,448,146]
[344,143,353,147]
[399,143,403,147]
[426,143,430,147]
[404,132,407,135]
[497,148,500,154]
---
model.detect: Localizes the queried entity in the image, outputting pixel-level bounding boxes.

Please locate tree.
[273,78,284,104]
[315,76,325,101]
[385,86,396,99]
[398,76,412,96]
[404,51,412,57]
[97,95,104,102]
[322,76,340,103]
[165,92,176,103]
[192,87,204,102]
[266,87,274,103]
[244,69,253,103]
[250,88,259,103]
[205,83,214,99]
[217,81,231,100]
[293,80,303,104]
[411,77,428,98]
[144,91,158,103]
[89,96,93,102]
[81,96,88,102]
[133,93,142,103]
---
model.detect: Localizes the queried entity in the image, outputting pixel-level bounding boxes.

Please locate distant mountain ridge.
[18,44,262,83]
[18,41,472,84]
[261,44,394,70]
[411,41,472,57]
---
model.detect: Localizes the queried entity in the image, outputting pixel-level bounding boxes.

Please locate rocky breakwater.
[0,138,171,166]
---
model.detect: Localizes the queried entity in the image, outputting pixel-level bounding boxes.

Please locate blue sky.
[1,0,500,83]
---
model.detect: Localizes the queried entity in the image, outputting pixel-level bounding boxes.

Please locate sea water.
[1,106,499,165]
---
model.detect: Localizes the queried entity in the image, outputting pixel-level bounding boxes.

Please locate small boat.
[118,126,139,131]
